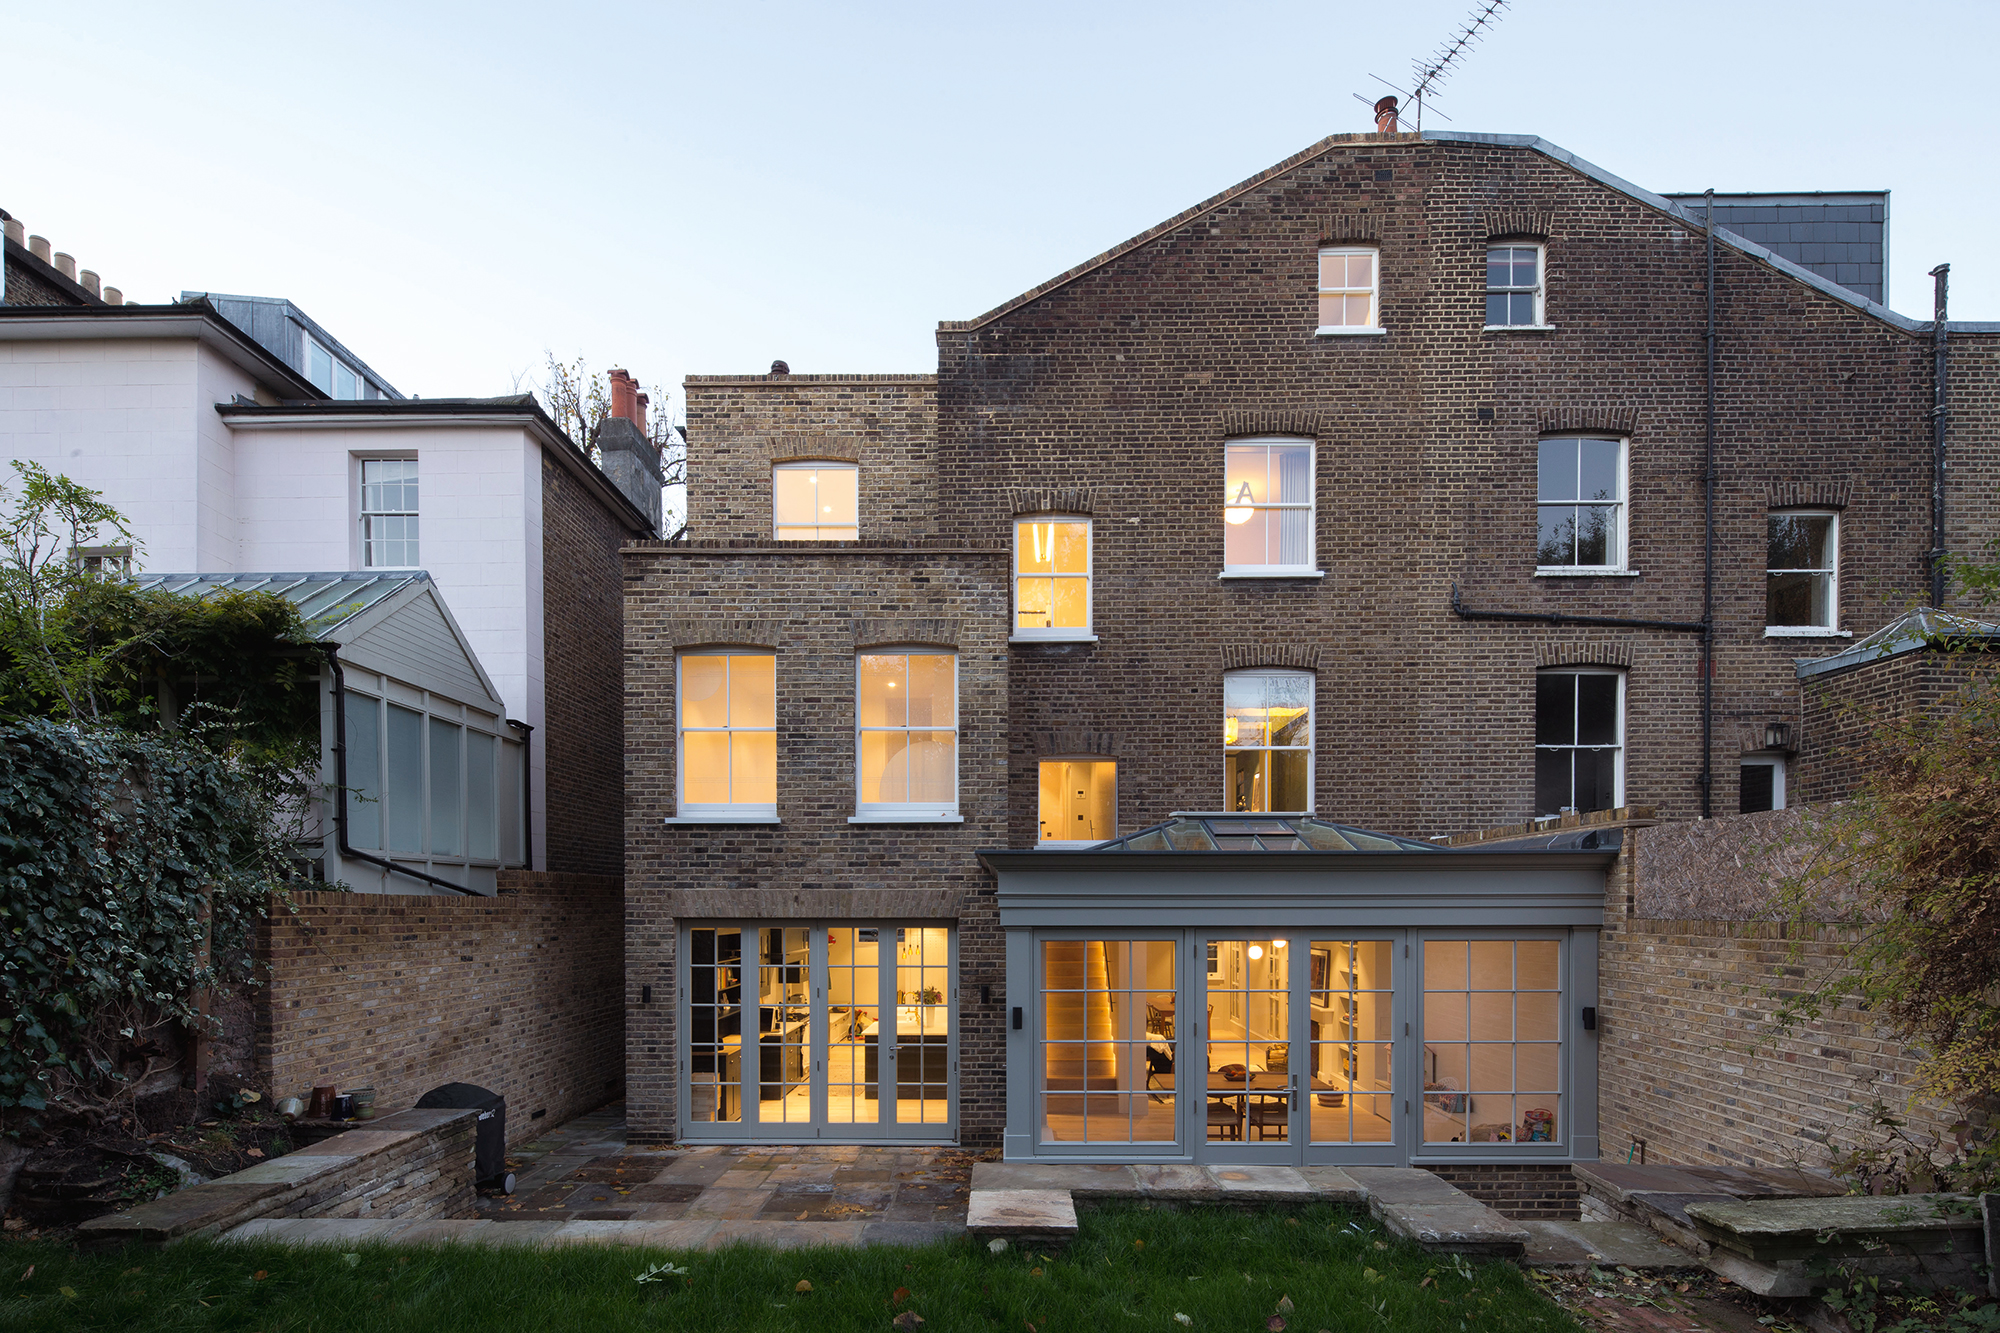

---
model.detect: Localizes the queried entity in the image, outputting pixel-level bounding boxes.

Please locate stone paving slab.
[1296,1166,1365,1201]
[223,1218,417,1245]
[971,1162,1142,1196]
[1346,1166,1463,1204]
[1207,1166,1314,1200]
[1685,1192,1983,1261]
[1378,1201,1529,1256]
[965,1189,1078,1244]
[706,1219,870,1250]
[1520,1219,1699,1270]
[1130,1164,1214,1198]
[1573,1162,1731,1203]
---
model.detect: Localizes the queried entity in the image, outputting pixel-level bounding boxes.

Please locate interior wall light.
[1248,944,1264,961]
[1225,506,1254,525]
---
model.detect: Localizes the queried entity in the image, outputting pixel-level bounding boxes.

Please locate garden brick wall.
[622,540,1010,1146]
[256,872,623,1146]
[541,452,635,876]
[1426,1164,1580,1221]
[1798,650,1994,805]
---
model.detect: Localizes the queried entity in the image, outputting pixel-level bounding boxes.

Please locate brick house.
[0,213,662,886]
[627,121,1997,1171]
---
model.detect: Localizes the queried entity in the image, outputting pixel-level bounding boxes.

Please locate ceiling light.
[1248,945,1264,961]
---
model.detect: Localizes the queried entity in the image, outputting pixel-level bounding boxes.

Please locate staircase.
[1040,940,1117,1091]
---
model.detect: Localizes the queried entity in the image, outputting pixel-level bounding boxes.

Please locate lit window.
[678,652,777,817]
[1224,438,1314,573]
[1767,511,1838,629]
[1537,437,1626,570]
[360,459,419,568]
[1223,669,1313,813]
[1535,669,1623,815]
[1317,247,1379,331]
[856,652,956,817]
[1740,755,1786,813]
[1422,939,1562,1145]
[1486,244,1544,327]
[1014,518,1091,637]
[1037,759,1116,845]
[1039,940,1178,1144]
[774,462,859,540]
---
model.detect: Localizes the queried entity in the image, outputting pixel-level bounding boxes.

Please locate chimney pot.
[1374,95,1400,135]
[28,234,51,263]
[53,252,77,280]
[103,287,124,305]
[636,390,650,437]
[769,359,790,376]
[2,218,22,247]
[80,269,101,298]
[608,367,639,426]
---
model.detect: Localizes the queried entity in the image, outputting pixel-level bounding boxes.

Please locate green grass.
[0,1203,1582,1333]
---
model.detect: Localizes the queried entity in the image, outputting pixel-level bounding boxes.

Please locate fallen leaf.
[2,1220,24,1232]
[1363,1267,1383,1283]
[987,1238,1009,1254]
[1174,1314,1193,1327]
[892,1286,912,1306]
[1030,1267,1044,1277]
[1276,1296,1293,1313]
[1420,1277,1434,1288]
[1285,1216,1300,1226]
[60,1287,77,1299]
[253,1270,268,1281]
[17,1267,31,1281]
[1267,1319,1287,1331]
[891,1313,925,1330]
[246,1148,265,1159]
[342,1253,360,1269]
[1133,1239,1145,1251]
[797,1212,810,1220]
[1372,1240,1387,1251]
[796,1279,813,1293]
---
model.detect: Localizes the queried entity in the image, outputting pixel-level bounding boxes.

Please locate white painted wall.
[0,338,260,570]
[0,338,555,868]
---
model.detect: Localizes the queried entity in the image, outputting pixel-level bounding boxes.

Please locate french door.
[1195,932,1403,1166]
[682,922,956,1142]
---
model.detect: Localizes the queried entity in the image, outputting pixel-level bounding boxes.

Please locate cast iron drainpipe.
[1930,263,1951,610]
[319,642,476,896]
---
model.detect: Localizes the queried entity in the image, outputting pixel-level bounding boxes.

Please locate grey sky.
[9,1,1995,419]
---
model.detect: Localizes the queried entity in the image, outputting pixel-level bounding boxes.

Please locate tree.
[538,353,688,539]
[1772,544,2000,1189]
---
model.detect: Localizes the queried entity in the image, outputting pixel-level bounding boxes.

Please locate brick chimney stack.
[593,367,666,538]
[1374,96,1400,135]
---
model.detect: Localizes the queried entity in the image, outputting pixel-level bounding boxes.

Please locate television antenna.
[1349,0,1511,133]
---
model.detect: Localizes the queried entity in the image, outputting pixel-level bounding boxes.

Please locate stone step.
[1347,1166,1528,1258]
[1519,1218,1701,1270]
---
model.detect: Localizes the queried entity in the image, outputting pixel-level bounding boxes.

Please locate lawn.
[0,1202,1582,1333]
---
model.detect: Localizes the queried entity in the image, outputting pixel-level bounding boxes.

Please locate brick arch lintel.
[1221,410,1322,439]
[1536,641,1633,669]
[1319,217,1379,244]
[1767,480,1852,510]
[854,618,960,651]
[1538,406,1639,436]
[667,618,782,651]
[765,434,863,465]
[1484,207,1556,240]
[1221,643,1321,672]
[1007,486,1095,516]
[1030,729,1120,757]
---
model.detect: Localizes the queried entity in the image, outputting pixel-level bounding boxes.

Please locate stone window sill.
[664,815,782,825]
[1010,634,1099,644]
[1535,568,1641,578]
[848,814,965,825]
[1219,570,1327,580]
[1314,326,1388,337]
[1764,626,1852,638]
[1484,324,1559,332]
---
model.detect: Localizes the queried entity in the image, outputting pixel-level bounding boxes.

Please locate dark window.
[1535,670,1623,815]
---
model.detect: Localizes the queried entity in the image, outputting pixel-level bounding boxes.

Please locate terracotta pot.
[307,1086,336,1118]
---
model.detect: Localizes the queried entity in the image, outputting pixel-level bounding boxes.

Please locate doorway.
[681,922,956,1142]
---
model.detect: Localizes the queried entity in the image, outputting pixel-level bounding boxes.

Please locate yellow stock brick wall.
[256,873,623,1145]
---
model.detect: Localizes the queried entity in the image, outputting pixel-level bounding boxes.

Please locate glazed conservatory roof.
[1090,813,1444,854]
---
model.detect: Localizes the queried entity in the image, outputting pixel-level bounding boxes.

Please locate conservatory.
[979,814,1615,1167]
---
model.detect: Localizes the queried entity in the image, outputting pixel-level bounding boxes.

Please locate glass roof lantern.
[1091,812,1443,854]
